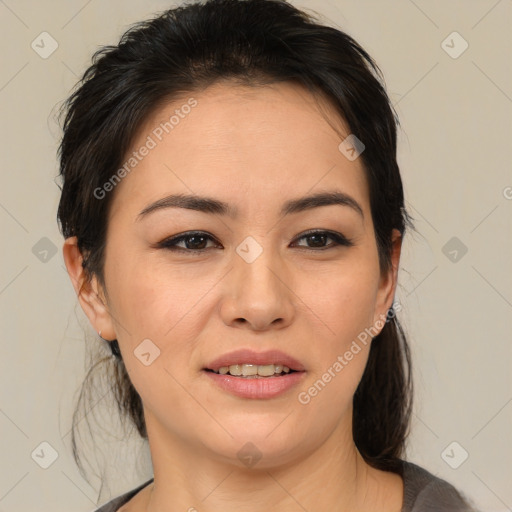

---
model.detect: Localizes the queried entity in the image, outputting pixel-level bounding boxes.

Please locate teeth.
[228,364,242,376]
[215,364,293,376]
[256,364,274,377]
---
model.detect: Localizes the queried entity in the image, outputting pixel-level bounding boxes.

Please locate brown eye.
[157,229,354,254]
[158,231,220,252]
[292,230,354,250]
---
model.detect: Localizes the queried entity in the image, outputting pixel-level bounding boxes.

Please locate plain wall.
[0,1,511,510]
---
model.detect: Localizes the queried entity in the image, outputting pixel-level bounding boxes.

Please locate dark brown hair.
[57,0,414,480]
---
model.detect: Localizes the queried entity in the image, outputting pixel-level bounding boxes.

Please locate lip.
[204,349,306,372]
[204,370,306,399]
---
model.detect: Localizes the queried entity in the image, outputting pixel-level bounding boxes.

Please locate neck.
[141,409,397,512]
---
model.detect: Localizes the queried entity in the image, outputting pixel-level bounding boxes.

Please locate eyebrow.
[137,190,364,221]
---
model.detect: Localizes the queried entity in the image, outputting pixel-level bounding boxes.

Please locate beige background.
[1,1,511,511]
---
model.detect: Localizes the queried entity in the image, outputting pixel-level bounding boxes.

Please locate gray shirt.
[93,460,478,511]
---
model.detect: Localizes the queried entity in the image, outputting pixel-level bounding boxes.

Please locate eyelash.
[157,229,354,254]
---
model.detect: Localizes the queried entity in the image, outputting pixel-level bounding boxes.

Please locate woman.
[57,0,478,510]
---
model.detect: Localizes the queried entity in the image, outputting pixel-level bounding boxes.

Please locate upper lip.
[205,349,306,372]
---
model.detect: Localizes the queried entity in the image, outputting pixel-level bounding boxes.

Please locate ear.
[62,236,116,340]
[372,228,402,329]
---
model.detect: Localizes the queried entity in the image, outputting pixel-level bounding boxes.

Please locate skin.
[63,81,403,512]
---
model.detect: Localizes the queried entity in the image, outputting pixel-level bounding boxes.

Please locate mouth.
[202,349,306,398]
[203,348,305,377]
[202,351,306,400]
[204,364,299,378]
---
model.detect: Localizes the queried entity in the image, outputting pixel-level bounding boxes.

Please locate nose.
[219,246,295,331]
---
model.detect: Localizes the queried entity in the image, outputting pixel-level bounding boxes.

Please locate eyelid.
[156,231,220,251]
[292,228,355,249]
[156,229,354,253]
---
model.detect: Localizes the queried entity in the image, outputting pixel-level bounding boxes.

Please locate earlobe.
[373,229,402,329]
[62,237,116,340]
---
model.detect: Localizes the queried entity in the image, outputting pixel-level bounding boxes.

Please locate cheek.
[107,259,207,418]
[104,253,219,381]
[293,259,379,410]
[105,250,200,335]
[300,259,379,346]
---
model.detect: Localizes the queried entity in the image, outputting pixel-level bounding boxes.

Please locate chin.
[198,423,315,470]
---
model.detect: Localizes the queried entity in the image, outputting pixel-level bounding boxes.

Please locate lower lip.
[203,370,306,399]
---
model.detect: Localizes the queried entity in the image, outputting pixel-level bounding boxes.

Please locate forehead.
[109,80,369,221]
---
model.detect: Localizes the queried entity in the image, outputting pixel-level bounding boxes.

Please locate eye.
[157,231,220,253]
[157,229,354,254]
[291,229,354,250]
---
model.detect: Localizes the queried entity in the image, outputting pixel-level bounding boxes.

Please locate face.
[67,81,400,469]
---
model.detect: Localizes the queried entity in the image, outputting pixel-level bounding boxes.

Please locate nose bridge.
[221,234,294,329]
[234,235,284,297]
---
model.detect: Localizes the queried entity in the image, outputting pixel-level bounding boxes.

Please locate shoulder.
[400,460,478,511]
[87,464,479,512]
[90,478,154,512]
